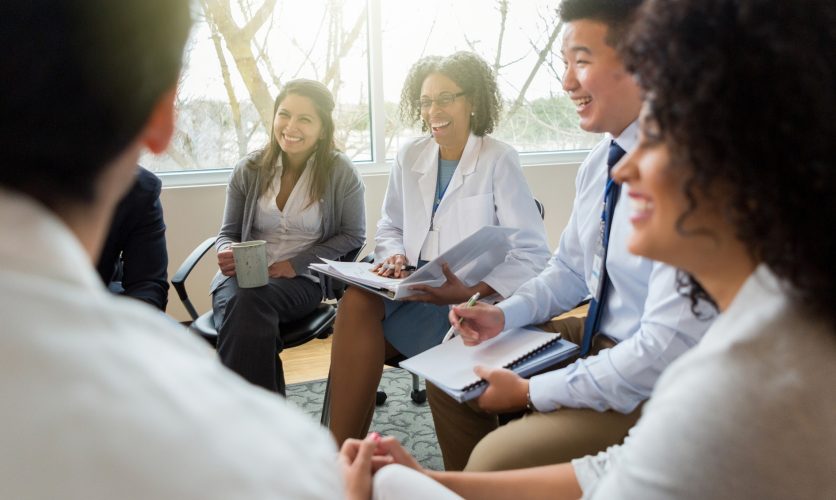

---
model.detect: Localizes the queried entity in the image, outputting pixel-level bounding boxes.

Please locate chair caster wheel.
[411,389,427,404]
[376,390,388,406]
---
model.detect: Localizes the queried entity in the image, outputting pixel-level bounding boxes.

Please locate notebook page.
[400,327,559,390]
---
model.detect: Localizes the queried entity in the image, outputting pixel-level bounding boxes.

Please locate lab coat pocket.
[454,193,496,239]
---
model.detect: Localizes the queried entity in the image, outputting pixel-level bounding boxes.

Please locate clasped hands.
[216,248,296,279]
[339,433,424,500]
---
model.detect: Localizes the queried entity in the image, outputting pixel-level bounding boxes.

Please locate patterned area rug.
[286,368,443,470]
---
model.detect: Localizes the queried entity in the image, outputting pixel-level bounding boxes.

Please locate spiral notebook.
[399,327,579,403]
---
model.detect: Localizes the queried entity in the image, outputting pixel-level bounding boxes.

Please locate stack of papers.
[309,225,517,300]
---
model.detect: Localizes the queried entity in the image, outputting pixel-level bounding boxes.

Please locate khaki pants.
[427,311,642,471]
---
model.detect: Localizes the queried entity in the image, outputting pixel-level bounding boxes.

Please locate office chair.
[171,236,362,424]
[373,198,547,406]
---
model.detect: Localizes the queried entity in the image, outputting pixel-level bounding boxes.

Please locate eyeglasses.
[416,91,467,109]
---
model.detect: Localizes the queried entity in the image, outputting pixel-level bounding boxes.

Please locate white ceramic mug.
[231,240,268,288]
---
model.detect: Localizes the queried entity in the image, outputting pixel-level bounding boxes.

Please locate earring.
[470,111,475,117]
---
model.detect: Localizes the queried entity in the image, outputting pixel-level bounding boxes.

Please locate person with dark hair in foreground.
[97,165,169,311]
[340,0,836,498]
[0,2,360,497]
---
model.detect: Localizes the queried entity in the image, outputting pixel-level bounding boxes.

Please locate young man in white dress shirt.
[428,0,713,471]
[0,2,368,498]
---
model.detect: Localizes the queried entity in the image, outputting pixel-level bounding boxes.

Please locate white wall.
[161,163,580,322]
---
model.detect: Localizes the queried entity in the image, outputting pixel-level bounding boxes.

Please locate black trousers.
[212,275,321,395]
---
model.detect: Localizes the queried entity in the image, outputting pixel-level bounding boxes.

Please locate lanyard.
[599,178,616,247]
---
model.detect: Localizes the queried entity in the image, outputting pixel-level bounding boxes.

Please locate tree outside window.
[141,0,598,173]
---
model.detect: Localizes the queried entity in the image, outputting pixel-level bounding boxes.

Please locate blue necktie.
[580,141,626,357]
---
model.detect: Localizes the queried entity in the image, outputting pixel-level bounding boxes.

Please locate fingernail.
[368,432,381,442]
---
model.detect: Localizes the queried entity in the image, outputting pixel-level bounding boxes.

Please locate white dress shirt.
[0,189,343,499]
[573,266,836,499]
[499,122,712,413]
[252,161,322,265]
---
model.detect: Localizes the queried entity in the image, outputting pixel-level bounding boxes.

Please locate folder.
[399,327,579,403]
[309,225,517,300]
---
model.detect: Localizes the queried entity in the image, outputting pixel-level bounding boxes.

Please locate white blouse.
[252,163,322,265]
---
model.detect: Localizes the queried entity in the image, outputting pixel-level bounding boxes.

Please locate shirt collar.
[0,188,105,294]
[610,120,639,154]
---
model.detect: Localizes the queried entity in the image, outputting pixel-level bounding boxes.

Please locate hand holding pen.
[442,292,480,343]
[446,299,506,346]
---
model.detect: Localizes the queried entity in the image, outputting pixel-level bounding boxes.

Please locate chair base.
[375,372,425,405]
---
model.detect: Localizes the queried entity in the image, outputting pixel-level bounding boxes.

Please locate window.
[142,0,597,176]
[380,0,599,159]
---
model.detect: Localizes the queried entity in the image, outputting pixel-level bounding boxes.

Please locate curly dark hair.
[399,51,501,136]
[623,0,836,326]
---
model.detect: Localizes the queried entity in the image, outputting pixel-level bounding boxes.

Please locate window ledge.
[158,149,590,188]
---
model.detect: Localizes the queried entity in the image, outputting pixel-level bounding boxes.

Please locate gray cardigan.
[210,150,365,295]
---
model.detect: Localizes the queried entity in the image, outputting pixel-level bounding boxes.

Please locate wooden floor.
[283,336,333,384]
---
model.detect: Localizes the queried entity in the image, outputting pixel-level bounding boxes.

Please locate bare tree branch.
[202,0,248,157]
[292,9,328,77]
[322,2,367,88]
[240,0,277,40]
[506,19,562,117]
[498,53,526,69]
[493,0,508,72]
[463,33,480,54]
[203,0,276,131]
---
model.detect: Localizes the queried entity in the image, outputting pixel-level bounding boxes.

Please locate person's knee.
[227,287,271,311]
[335,287,384,331]
[465,429,525,472]
[219,289,277,339]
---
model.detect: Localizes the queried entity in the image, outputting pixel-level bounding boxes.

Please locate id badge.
[420,229,440,261]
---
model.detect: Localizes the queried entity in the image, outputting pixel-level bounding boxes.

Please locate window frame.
[159,0,590,188]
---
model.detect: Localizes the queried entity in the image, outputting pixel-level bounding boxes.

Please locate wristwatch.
[525,388,537,413]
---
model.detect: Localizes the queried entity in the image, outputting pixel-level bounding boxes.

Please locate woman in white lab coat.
[328,52,550,444]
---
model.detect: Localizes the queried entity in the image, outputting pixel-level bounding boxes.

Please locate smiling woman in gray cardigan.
[211,79,365,395]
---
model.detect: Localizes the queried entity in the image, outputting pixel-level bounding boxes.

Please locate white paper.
[400,327,578,395]
[312,225,519,300]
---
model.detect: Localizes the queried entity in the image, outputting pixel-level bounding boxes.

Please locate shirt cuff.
[496,295,530,330]
[528,368,573,412]
[571,450,612,496]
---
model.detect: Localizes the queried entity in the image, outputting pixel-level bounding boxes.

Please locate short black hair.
[559,0,644,46]
[0,1,192,208]
[623,0,836,327]
[399,51,501,137]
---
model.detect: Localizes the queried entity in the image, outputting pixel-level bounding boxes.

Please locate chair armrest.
[171,236,217,320]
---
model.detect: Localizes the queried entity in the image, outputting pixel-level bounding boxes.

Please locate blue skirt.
[382,300,451,358]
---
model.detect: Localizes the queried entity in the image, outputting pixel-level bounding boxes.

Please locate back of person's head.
[559,0,644,46]
[0,1,191,210]
[623,0,836,326]
[399,51,501,136]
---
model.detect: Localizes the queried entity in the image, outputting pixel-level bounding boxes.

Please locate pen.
[442,292,480,343]
[382,263,417,271]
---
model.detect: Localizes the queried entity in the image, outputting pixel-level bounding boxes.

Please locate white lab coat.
[375,133,550,298]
